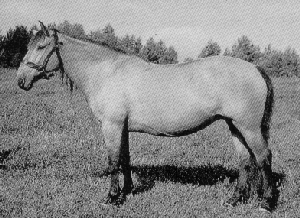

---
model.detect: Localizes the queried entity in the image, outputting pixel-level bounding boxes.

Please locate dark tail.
[256,66,274,142]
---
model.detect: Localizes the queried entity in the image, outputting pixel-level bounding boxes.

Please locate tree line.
[0,21,178,68]
[0,20,299,77]
[185,36,299,77]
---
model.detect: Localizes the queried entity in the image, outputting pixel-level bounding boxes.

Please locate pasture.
[0,67,300,217]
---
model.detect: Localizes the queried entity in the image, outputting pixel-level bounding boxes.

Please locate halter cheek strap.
[25,44,61,75]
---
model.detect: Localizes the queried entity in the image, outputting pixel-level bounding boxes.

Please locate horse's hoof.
[259,201,272,214]
[100,192,126,207]
[223,201,234,208]
[259,206,271,214]
[224,195,240,208]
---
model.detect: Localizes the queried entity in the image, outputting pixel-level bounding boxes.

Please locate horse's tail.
[257,66,274,142]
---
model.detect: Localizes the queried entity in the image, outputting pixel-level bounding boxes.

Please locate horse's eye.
[37,42,50,50]
[37,45,46,50]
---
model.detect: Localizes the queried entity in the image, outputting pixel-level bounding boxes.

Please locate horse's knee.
[102,120,124,168]
[242,131,272,181]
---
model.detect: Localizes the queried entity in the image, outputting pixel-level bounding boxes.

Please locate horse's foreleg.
[102,118,128,206]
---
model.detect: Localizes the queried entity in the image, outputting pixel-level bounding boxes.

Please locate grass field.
[0,67,300,217]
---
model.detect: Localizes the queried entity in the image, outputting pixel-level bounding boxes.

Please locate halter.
[24,37,62,77]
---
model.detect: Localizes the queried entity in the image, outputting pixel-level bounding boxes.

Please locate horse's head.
[17,21,62,90]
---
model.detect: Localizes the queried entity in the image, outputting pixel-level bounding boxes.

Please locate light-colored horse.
[16,22,275,212]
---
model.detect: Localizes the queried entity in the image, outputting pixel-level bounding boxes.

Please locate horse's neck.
[58,34,118,92]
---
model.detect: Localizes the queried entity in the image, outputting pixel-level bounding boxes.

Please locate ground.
[0,68,299,217]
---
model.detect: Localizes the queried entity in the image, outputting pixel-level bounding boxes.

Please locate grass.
[0,67,300,217]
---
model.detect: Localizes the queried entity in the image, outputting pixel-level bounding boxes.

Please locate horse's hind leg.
[120,118,133,196]
[225,120,259,205]
[225,120,273,211]
[101,117,132,206]
[241,128,273,212]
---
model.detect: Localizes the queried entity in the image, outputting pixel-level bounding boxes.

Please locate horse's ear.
[32,29,38,36]
[39,21,49,36]
[49,29,57,36]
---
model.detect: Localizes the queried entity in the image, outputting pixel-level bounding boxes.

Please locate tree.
[224,35,261,64]
[282,47,299,75]
[135,37,142,55]
[118,34,142,55]
[0,26,31,67]
[198,40,221,58]
[183,57,194,63]
[223,48,231,56]
[140,37,159,63]
[155,40,168,63]
[119,34,131,53]
[0,32,4,56]
[140,37,177,64]
[160,46,178,64]
[102,23,118,47]
[259,44,299,77]
[56,20,85,39]
[90,23,118,48]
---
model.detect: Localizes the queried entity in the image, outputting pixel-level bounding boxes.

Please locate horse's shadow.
[130,164,285,208]
[130,164,238,194]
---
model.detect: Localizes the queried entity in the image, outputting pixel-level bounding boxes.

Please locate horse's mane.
[74,36,127,54]
[53,28,126,55]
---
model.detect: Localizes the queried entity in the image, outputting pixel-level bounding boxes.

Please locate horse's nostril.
[18,78,24,87]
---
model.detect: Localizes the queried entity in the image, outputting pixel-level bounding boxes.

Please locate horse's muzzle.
[17,77,32,91]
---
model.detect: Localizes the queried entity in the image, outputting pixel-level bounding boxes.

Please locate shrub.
[259,45,299,77]
[55,21,86,39]
[198,40,221,58]
[224,35,262,64]
[0,26,30,68]
[140,38,178,64]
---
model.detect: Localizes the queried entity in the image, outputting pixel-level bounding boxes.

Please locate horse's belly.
[128,99,220,136]
[125,69,221,135]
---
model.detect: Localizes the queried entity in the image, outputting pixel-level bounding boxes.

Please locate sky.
[1,0,300,61]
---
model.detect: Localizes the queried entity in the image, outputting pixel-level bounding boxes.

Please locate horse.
[16,22,275,212]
